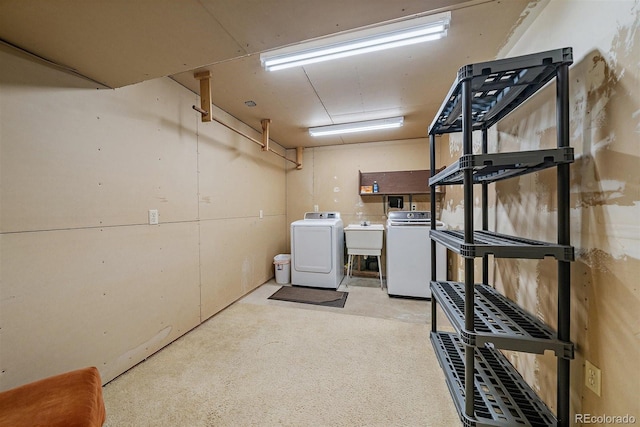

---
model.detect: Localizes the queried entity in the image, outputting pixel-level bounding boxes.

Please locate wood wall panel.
[199,215,286,320]
[285,138,432,244]
[197,106,286,221]
[0,222,201,387]
[0,65,198,233]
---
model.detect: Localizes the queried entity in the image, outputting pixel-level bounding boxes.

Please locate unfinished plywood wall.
[439,0,639,423]
[0,44,286,389]
[285,138,437,227]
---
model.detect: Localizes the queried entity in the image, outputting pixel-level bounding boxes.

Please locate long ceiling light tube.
[261,12,450,71]
[309,116,404,137]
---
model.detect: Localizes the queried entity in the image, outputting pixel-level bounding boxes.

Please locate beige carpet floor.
[102,285,459,426]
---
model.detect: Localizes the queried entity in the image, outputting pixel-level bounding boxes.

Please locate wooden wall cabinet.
[359,169,444,196]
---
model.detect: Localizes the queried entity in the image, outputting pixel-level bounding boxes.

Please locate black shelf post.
[461,77,475,420]
[556,62,571,427]
[481,129,489,285]
[430,133,438,333]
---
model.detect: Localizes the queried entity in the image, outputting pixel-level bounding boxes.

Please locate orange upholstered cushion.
[0,366,106,427]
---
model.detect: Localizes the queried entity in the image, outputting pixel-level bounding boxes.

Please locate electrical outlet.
[314,205,319,212]
[148,209,159,225]
[259,209,263,219]
[585,360,602,396]
[411,203,417,211]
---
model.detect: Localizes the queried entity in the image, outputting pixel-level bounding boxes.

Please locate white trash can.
[273,254,291,284]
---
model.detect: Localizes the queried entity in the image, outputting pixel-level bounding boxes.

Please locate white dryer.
[291,212,344,289]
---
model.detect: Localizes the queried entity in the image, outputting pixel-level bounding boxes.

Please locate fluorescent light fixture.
[309,116,404,137]
[261,12,451,71]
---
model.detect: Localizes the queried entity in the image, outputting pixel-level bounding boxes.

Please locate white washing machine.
[291,212,344,289]
[386,211,447,298]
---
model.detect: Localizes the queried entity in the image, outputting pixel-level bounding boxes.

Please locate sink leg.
[377,255,383,289]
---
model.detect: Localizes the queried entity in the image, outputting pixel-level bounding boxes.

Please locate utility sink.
[344,223,384,255]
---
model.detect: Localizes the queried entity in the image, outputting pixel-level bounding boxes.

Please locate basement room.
[0,1,638,426]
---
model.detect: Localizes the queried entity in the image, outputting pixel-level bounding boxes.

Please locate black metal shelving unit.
[428,48,574,426]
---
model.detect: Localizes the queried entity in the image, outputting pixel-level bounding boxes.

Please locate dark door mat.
[268,286,348,308]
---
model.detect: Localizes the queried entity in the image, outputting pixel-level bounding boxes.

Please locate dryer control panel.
[304,212,341,220]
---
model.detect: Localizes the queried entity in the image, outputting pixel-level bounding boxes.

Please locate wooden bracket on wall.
[194,70,212,122]
[190,72,302,169]
[261,119,271,152]
[296,147,303,170]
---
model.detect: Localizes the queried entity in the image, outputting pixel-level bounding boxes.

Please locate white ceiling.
[0,0,540,149]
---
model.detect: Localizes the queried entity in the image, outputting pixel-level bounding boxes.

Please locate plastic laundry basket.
[273,254,291,284]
